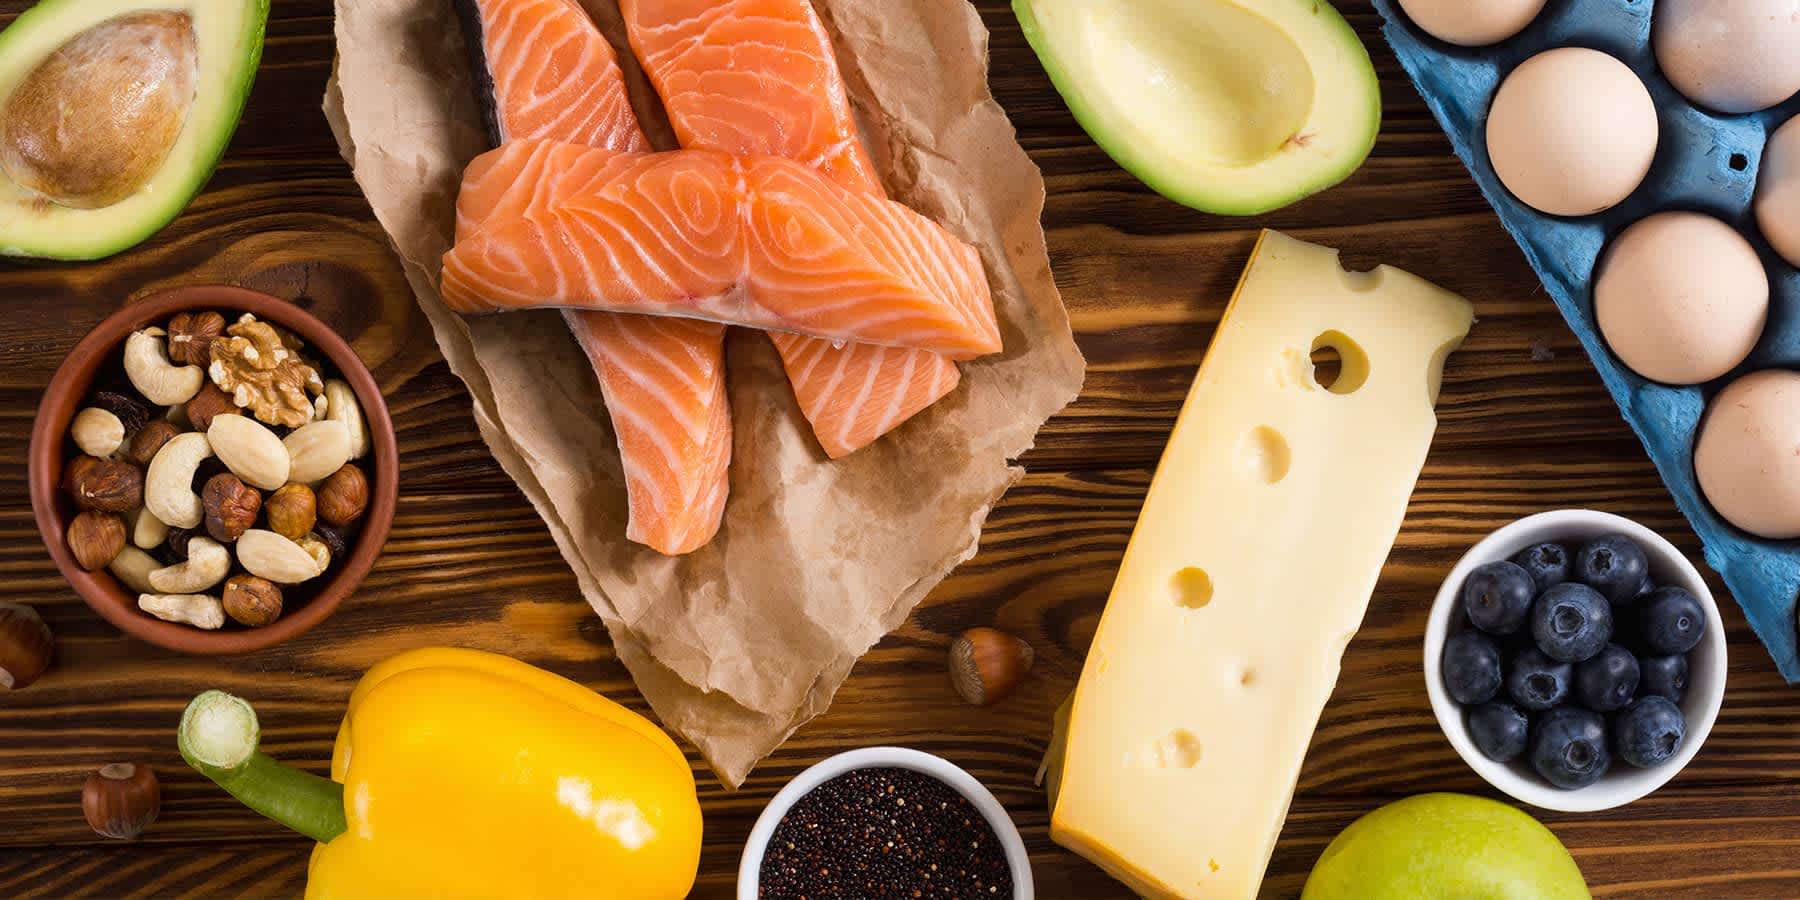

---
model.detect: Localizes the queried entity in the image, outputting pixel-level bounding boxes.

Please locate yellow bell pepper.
[179,648,702,900]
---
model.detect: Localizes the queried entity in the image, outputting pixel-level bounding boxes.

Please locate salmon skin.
[623,0,962,459]
[456,0,730,556]
[443,140,1003,360]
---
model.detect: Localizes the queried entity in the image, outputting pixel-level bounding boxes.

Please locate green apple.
[1013,0,1380,216]
[1303,793,1590,900]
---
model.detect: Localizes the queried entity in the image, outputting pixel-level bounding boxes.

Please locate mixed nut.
[59,310,373,631]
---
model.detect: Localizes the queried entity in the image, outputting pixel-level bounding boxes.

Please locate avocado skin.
[0,0,270,261]
[1012,0,1380,217]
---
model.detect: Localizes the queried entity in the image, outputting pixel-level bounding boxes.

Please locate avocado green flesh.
[1015,0,1380,216]
[0,0,268,261]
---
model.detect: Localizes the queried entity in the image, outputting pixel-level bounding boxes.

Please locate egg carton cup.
[1370,0,1800,680]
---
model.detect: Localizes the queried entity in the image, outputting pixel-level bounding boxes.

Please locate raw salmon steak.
[444,140,1003,360]
[623,0,963,459]
[458,0,730,555]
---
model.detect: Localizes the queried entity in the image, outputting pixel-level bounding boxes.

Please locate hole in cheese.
[1310,330,1370,394]
[1145,729,1202,768]
[1237,425,1290,483]
[1170,567,1213,609]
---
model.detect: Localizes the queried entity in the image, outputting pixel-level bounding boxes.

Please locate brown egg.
[1654,0,1800,115]
[1486,48,1657,217]
[1595,212,1768,385]
[1695,370,1800,539]
[1397,0,1548,46]
[1757,115,1800,269]
[0,11,198,209]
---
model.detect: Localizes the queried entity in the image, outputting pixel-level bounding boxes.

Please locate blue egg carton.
[1370,0,1800,680]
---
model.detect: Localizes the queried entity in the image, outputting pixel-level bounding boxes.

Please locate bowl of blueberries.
[1424,509,1727,812]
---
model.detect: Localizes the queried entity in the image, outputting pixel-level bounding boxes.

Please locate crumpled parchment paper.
[325,0,1084,785]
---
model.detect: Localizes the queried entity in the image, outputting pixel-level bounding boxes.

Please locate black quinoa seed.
[758,766,1013,899]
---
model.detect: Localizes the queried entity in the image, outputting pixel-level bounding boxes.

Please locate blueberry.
[1638,587,1706,655]
[1573,644,1640,712]
[1511,543,1571,594]
[1530,706,1611,789]
[1467,701,1530,763]
[1506,648,1573,710]
[1575,534,1650,604]
[1460,561,1536,636]
[1639,654,1690,702]
[1531,583,1613,662]
[1441,631,1504,705]
[1614,695,1686,768]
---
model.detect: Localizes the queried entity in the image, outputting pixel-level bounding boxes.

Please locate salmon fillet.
[444,140,1002,359]
[458,0,730,555]
[622,0,964,458]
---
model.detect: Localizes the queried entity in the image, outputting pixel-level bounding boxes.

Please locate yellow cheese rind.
[1050,230,1472,899]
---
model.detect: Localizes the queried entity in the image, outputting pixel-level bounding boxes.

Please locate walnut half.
[208,314,323,428]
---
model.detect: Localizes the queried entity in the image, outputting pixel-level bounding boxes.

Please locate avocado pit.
[1,10,199,210]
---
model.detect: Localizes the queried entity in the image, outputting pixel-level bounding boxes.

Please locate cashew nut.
[283,420,350,485]
[108,546,159,594]
[124,328,204,406]
[137,593,225,630]
[322,380,370,460]
[144,432,213,528]
[131,506,168,550]
[71,407,125,458]
[236,529,322,584]
[148,536,230,593]
[208,414,290,490]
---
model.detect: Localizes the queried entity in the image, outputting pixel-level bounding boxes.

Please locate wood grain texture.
[1,0,1794,897]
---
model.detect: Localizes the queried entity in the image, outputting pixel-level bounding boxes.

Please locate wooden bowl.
[28,286,398,654]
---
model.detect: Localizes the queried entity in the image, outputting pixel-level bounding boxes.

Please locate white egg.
[1486,48,1658,217]
[1595,212,1768,385]
[1757,115,1800,268]
[1695,370,1800,539]
[1654,0,1800,114]
[1397,0,1549,46]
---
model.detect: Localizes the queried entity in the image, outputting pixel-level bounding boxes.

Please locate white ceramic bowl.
[737,747,1034,899]
[1424,509,1727,812]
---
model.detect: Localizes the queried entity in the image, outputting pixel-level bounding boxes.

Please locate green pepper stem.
[178,690,348,844]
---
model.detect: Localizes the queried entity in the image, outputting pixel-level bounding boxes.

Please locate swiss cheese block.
[1048,230,1473,899]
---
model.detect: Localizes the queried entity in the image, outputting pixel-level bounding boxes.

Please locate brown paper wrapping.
[325,0,1084,785]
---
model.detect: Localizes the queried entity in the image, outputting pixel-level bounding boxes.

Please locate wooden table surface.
[3,1,1798,897]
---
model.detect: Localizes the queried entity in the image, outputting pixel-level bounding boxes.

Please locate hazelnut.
[166,311,226,367]
[317,464,368,527]
[61,455,100,498]
[125,420,181,468]
[221,574,283,627]
[82,763,160,840]
[265,483,317,541]
[69,459,144,513]
[296,533,332,573]
[0,602,53,691]
[184,381,238,432]
[948,627,1034,706]
[67,510,127,571]
[91,391,150,435]
[201,473,261,543]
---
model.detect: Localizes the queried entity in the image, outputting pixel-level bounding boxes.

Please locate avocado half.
[0,0,268,260]
[1015,0,1380,216]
